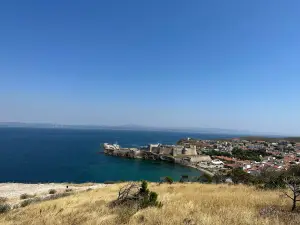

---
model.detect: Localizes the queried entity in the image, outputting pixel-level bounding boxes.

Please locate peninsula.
[103,136,300,176]
[103,141,222,176]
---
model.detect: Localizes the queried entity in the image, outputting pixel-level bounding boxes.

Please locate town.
[103,137,300,176]
[178,137,300,175]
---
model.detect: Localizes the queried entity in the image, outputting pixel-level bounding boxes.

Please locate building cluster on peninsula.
[103,137,300,175]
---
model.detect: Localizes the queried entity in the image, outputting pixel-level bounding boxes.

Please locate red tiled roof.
[225,163,240,169]
[215,156,235,162]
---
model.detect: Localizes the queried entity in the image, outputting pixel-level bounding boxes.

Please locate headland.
[103,136,300,177]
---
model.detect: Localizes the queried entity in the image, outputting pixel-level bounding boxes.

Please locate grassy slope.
[0,183,299,225]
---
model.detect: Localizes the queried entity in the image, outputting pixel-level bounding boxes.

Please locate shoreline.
[104,147,215,177]
[183,164,215,177]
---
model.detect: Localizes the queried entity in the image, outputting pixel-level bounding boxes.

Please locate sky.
[0,1,300,135]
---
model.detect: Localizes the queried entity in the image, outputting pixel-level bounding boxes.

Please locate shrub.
[201,173,213,184]
[20,199,32,207]
[49,189,57,194]
[112,180,162,210]
[164,176,174,184]
[20,197,41,207]
[139,181,162,208]
[45,192,72,201]
[140,180,149,195]
[0,204,10,214]
[213,172,227,184]
[20,193,35,200]
[0,197,8,203]
[230,168,253,184]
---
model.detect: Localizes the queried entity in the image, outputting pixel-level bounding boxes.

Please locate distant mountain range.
[0,122,281,136]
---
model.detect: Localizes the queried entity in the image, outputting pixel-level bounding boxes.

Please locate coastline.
[184,164,215,177]
[103,145,215,177]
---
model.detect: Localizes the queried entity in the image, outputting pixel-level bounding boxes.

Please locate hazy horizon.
[1,1,300,135]
[0,121,291,136]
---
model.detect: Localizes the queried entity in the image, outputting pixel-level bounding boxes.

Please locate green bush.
[201,173,213,183]
[20,193,35,200]
[0,204,10,214]
[205,150,231,157]
[230,168,253,184]
[113,180,162,211]
[20,199,32,207]
[49,189,57,194]
[139,181,162,209]
[20,197,42,207]
[140,180,149,195]
[164,176,174,184]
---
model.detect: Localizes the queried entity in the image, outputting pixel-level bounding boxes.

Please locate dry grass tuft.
[0,183,299,225]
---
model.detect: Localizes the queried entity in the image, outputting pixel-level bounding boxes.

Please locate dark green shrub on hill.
[139,181,162,208]
[213,172,227,184]
[230,168,253,184]
[0,204,10,214]
[201,173,213,184]
[20,193,35,200]
[48,189,56,194]
[20,197,42,208]
[204,150,231,157]
[232,148,263,161]
[160,176,173,184]
[112,180,162,210]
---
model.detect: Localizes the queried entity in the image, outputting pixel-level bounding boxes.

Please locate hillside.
[0,183,299,225]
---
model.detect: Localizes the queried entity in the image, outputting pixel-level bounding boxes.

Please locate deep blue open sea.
[0,128,235,183]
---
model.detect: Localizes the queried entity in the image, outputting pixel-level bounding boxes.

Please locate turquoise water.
[0,128,234,183]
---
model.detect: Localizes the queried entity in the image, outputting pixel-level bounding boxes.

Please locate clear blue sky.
[1,1,300,135]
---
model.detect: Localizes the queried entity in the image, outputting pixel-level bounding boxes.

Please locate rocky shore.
[103,145,215,176]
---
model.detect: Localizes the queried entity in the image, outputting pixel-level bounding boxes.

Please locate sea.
[0,128,236,183]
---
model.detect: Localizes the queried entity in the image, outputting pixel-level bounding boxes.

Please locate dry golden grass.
[0,183,299,225]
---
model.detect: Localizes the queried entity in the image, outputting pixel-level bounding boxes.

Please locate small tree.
[201,173,213,183]
[140,180,150,196]
[113,181,162,209]
[282,174,300,211]
[160,176,173,184]
[0,204,10,214]
[213,172,226,184]
[230,168,252,184]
